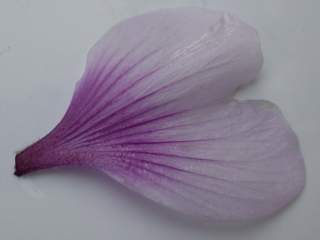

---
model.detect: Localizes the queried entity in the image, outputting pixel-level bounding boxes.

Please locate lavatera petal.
[15,8,305,222]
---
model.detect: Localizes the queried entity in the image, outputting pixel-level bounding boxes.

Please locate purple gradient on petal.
[15,7,305,222]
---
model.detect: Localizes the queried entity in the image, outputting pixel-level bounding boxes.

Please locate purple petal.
[15,8,304,222]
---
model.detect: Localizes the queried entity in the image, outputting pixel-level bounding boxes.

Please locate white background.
[0,0,319,239]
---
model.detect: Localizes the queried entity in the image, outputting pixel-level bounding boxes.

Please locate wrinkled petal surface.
[15,7,305,222]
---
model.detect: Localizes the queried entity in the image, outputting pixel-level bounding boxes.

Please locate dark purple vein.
[66,58,231,145]
[63,65,163,145]
[71,110,188,149]
[59,47,160,143]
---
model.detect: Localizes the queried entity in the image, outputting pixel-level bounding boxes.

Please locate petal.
[64,7,262,137]
[85,8,262,101]
[96,100,305,221]
[16,8,263,176]
[14,8,305,222]
[16,98,305,221]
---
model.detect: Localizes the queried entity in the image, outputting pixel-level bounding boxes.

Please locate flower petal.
[87,100,304,221]
[85,8,262,100]
[16,8,263,176]
[65,8,262,136]
[15,98,305,221]
[14,8,305,222]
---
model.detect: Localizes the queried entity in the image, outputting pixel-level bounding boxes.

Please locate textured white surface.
[0,0,319,239]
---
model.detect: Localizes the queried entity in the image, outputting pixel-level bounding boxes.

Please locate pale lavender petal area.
[15,8,305,222]
[65,7,263,134]
[97,100,305,221]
